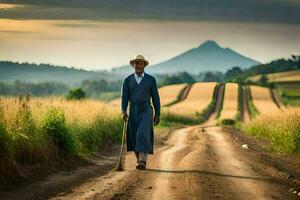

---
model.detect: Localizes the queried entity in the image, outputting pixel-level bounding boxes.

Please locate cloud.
[0,30,37,34]
[53,22,101,28]
[0,0,299,24]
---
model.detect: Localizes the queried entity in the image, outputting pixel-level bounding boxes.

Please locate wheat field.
[108,97,121,108]
[109,83,187,109]
[158,83,187,106]
[250,85,279,115]
[249,69,300,83]
[219,83,238,121]
[164,82,217,117]
[0,96,122,164]
[1,96,119,128]
[244,107,300,153]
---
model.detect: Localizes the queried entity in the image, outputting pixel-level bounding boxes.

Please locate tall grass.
[244,107,300,154]
[246,85,259,119]
[0,99,13,168]
[0,96,122,173]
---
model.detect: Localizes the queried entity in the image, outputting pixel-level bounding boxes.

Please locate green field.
[276,82,300,106]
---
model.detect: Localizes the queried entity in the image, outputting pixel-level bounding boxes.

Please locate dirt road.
[50,105,298,199]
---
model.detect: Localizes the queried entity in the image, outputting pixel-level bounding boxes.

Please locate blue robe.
[121,72,161,154]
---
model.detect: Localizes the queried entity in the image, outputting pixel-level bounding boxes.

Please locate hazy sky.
[0,1,299,70]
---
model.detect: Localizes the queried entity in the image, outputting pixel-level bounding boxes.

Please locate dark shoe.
[136,161,146,170]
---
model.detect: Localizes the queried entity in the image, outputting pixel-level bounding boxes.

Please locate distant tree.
[67,88,86,100]
[80,79,122,97]
[160,71,195,86]
[224,66,244,82]
[0,81,69,96]
[177,72,195,83]
[258,74,268,86]
[290,55,300,67]
[202,71,224,82]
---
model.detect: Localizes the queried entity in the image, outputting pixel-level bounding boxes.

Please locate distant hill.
[111,40,260,75]
[248,69,300,83]
[0,61,122,86]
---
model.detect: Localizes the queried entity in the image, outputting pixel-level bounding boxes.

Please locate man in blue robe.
[121,55,161,170]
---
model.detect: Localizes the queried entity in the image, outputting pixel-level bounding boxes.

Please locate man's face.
[134,61,145,74]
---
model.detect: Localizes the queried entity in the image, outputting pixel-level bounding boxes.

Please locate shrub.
[42,107,77,156]
[74,115,123,154]
[67,88,86,100]
[221,119,236,126]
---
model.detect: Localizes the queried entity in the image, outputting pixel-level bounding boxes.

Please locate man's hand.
[122,111,128,122]
[153,115,160,126]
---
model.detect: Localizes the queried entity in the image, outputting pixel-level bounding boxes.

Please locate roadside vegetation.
[0,96,123,177]
[245,85,259,118]
[244,107,300,154]
[276,83,300,107]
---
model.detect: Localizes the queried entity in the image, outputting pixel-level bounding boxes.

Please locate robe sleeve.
[121,78,129,113]
[151,77,161,116]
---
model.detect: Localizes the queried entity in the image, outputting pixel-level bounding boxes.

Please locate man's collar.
[134,72,145,78]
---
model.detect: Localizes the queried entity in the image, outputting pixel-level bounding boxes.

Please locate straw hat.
[130,55,149,67]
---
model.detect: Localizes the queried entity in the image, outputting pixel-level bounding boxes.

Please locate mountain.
[0,61,122,86]
[111,40,260,75]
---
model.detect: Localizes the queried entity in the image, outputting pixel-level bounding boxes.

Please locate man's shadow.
[145,168,284,185]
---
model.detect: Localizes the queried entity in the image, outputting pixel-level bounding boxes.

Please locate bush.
[67,88,86,100]
[221,119,236,126]
[74,115,123,154]
[42,107,77,156]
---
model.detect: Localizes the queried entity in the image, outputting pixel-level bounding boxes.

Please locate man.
[121,55,161,170]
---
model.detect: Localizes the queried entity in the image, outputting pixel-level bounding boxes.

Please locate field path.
[49,83,296,200]
[242,85,251,123]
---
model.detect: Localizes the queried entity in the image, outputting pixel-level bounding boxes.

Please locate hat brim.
[130,59,149,67]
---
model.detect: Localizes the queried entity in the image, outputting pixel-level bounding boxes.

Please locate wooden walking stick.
[115,120,127,171]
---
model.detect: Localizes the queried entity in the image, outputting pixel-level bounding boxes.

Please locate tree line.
[0,55,298,99]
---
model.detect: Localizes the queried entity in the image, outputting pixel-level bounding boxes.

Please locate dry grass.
[1,96,119,129]
[249,69,300,82]
[244,107,300,153]
[164,82,217,117]
[250,85,279,115]
[0,96,122,169]
[158,83,187,106]
[108,83,186,108]
[108,97,121,109]
[219,83,238,121]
